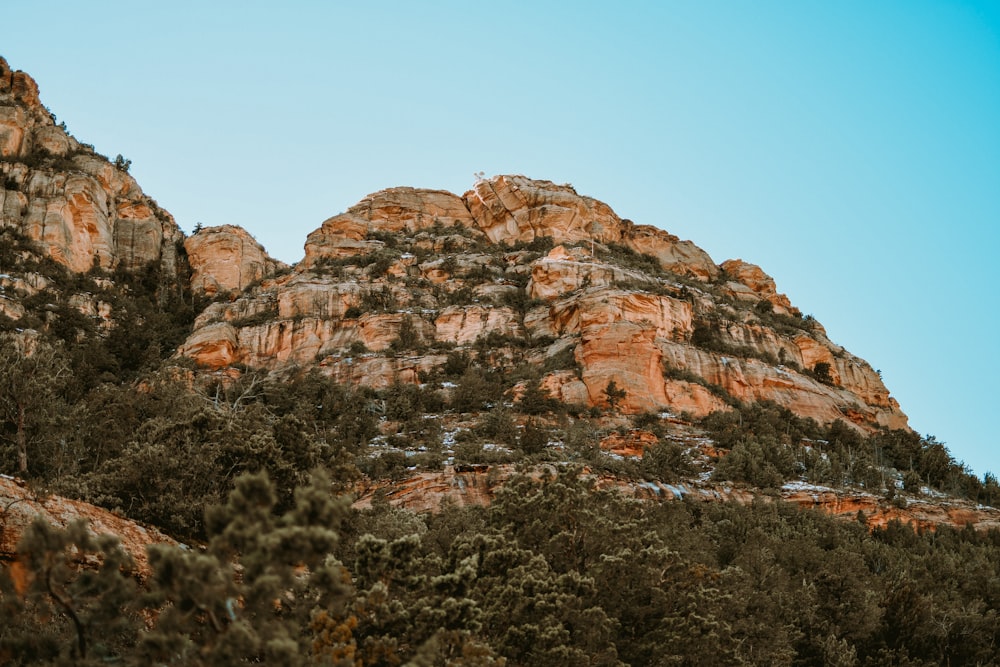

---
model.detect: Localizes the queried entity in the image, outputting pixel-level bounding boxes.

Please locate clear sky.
[2,1,998,475]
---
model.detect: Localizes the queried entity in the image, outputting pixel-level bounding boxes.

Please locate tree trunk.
[17,402,27,475]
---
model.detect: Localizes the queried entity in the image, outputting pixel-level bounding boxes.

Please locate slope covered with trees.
[1,54,999,665]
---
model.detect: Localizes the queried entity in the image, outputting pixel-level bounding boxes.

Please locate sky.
[2,1,998,475]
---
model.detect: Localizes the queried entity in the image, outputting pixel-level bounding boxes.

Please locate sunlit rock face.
[0,56,182,276]
[174,173,908,433]
[185,225,286,297]
[0,54,909,434]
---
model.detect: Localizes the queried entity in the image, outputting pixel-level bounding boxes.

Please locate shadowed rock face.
[0,475,177,580]
[0,57,182,276]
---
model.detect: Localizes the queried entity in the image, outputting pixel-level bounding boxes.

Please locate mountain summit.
[177,174,907,434]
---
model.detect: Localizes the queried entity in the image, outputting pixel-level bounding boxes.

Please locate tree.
[603,380,626,411]
[517,381,559,415]
[2,518,139,663]
[0,334,72,476]
[812,362,834,385]
[138,471,350,665]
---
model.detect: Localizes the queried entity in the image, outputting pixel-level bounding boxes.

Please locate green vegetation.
[4,193,1000,665]
[6,466,1000,664]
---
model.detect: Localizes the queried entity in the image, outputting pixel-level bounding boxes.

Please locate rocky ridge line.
[180,175,907,433]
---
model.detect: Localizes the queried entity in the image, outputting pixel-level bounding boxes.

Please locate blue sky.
[3,1,998,475]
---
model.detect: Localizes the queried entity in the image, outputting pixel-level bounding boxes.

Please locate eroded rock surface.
[185,225,286,296]
[0,56,182,275]
[0,475,177,580]
[176,174,908,432]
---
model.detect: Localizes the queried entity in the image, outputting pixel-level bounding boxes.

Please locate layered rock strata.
[177,175,906,432]
[0,56,182,275]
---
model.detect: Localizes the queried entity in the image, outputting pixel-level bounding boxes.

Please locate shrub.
[603,380,626,410]
[812,362,834,385]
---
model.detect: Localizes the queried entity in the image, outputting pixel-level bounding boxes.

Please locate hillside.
[177,175,905,432]
[2,55,1000,665]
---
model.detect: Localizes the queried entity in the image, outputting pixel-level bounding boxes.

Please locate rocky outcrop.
[353,466,1000,532]
[435,305,522,345]
[526,245,655,300]
[719,259,795,314]
[0,56,909,435]
[0,56,182,276]
[303,187,481,266]
[624,223,719,282]
[0,475,177,580]
[176,174,908,432]
[184,225,286,296]
[462,175,715,281]
[463,175,624,247]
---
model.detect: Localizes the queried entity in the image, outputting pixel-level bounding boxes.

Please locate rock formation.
[174,174,907,433]
[0,56,182,276]
[354,464,1000,532]
[0,474,177,580]
[184,224,286,296]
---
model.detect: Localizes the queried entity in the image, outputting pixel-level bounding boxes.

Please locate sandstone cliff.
[0,56,182,276]
[176,175,907,433]
[184,224,287,297]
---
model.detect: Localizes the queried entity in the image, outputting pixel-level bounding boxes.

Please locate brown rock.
[177,322,241,369]
[464,175,625,246]
[600,429,659,458]
[662,379,729,416]
[527,245,655,300]
[539,370,590,406]
[320,353,448,390]
[0,57,183,275]
[184,225,286,296]
[353,467,504,512]
[624,223,719,281]
[579,321,669,413]
[0,475,177,580]
[355,463,1000,534]
[720,259,795,313]
[303,188,478,266]
[173,174,908,433]
[434,305,522,345]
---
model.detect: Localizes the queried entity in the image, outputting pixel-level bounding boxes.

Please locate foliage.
[516,380,561,416]
[7,463,1000,664]
[812,361,834,385]
[602,380,626,411]
[0,334,73,476]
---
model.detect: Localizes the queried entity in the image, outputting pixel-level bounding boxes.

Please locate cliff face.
[184,224,287,297]
[177,175,907,433]
[0,56,182,276]
[0,60,901,436]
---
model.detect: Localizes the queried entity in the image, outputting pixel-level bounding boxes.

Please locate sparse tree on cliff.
[603,380,626,411]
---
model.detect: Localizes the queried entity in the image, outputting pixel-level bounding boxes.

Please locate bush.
[475,407,517,446]
[712,436,796,489]
[812,362,834,385]
[519,418,549,455]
